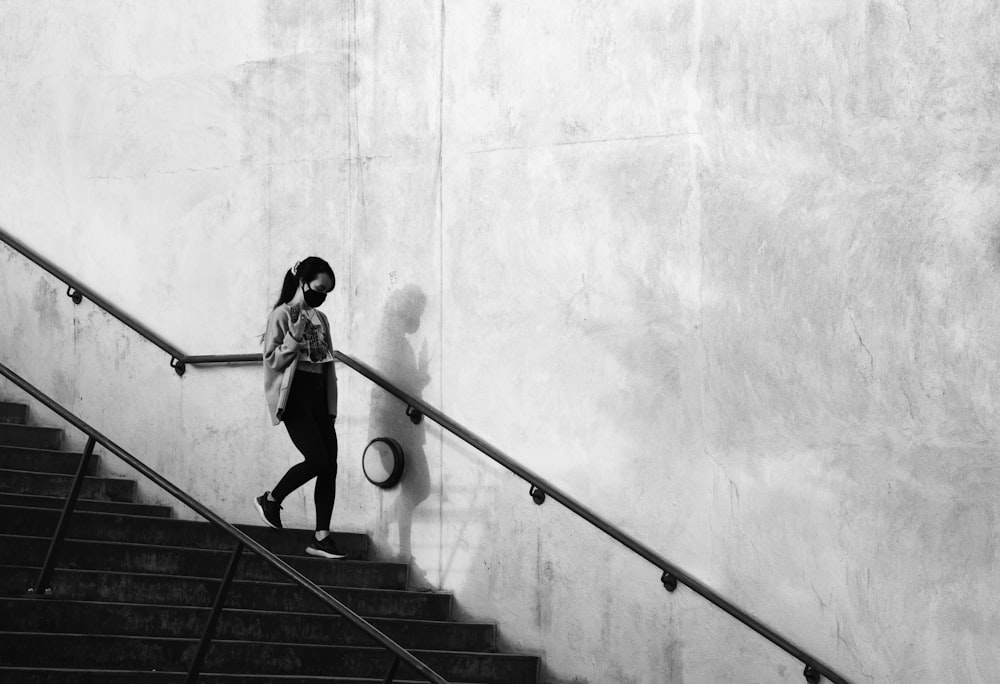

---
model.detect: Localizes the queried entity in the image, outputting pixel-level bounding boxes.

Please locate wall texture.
[2,2,1000,682]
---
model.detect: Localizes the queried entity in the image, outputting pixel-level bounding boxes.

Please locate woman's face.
[296,273,335,308]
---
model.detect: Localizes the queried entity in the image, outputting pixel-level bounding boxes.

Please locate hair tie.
[292,260,301,276]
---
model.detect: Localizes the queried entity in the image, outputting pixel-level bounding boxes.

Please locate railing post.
[382,655,402,684]
[28,436,96,597]
[186,541,243,682]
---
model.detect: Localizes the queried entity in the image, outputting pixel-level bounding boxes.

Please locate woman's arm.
[263,307,301,373]
[318,311,338,417]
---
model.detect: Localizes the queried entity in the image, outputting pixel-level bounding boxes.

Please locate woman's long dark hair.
[271,256,336,310]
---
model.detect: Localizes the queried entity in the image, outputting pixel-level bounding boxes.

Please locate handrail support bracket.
[803,665,821,683]
[65,287,82,305]
[171,357,186,376]
[661,571,678,593]
[529,485,546,505]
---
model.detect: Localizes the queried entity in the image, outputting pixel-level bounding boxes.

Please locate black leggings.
[272,371,338,531]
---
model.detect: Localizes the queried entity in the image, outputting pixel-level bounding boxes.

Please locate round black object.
[362,437,405,489]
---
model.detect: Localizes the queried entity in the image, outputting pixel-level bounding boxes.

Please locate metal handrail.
[0,225,852,683]
[334,353,851,684]
[0,227,258,376]
[0,361,448,684]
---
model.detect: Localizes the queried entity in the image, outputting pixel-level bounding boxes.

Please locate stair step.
[0,423,62,449]
[0,669,477,683]
[0,633,539,684]
[1,597,497,652]
[0,468,135,501]
[0,566,453,620]
[0,402,28,425]
[0,535,407,589]
[0,492,171,517]
[0,505,368,558]
[0,446,97,475]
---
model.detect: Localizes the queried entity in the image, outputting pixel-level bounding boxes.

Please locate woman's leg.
[272,374,327,500]
[271,372,338,531]
[311,422,338,532]
[273,411,330,504]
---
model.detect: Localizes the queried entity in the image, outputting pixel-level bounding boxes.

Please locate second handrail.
[0,360,448,684]
[333,351,851,684]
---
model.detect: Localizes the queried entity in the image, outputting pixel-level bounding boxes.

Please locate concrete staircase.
[0,400,540,683]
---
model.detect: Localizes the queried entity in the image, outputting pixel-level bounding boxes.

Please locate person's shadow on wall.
[368,285,432,586]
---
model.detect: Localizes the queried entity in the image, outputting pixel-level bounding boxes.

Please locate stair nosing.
[0,564,454,599]
[0,493,171,515]
[0,423,61,432]
[0,502,366,539]
[0,533,406,570]
[0,444,85,457]
[0,630,532,661]
[0,668,475,684]
[0,595,497,628]
[0,467,132,483]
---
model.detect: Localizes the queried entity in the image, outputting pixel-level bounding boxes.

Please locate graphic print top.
[298,308,334,365]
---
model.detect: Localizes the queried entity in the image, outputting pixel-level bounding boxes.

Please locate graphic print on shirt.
[300,313,333,363]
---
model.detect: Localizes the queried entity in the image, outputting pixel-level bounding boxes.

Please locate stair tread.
[1,631,521,657]
[0,668,470,683]
[1,596,496,652]
[0,466,131,481]
[0,534,407,589]
[0,423,59,433]
[1,564,452,621]
[0,423,63,449]
[0,533,396,565]
[0,632,539,683]
[0,596,496,627]
[0,492,171,517]
[0,501,365,531]
[0,444,84,456]
[2,564,447,597]
[0,447,97,475]
[0,504,370,557]
[0,468,136,502]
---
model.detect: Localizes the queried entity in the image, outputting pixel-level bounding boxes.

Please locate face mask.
[302,283,327,308]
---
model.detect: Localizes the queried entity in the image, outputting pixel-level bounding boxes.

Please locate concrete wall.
[2,2,999,682]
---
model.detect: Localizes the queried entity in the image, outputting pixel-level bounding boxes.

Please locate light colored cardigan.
[263,304,338,426]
